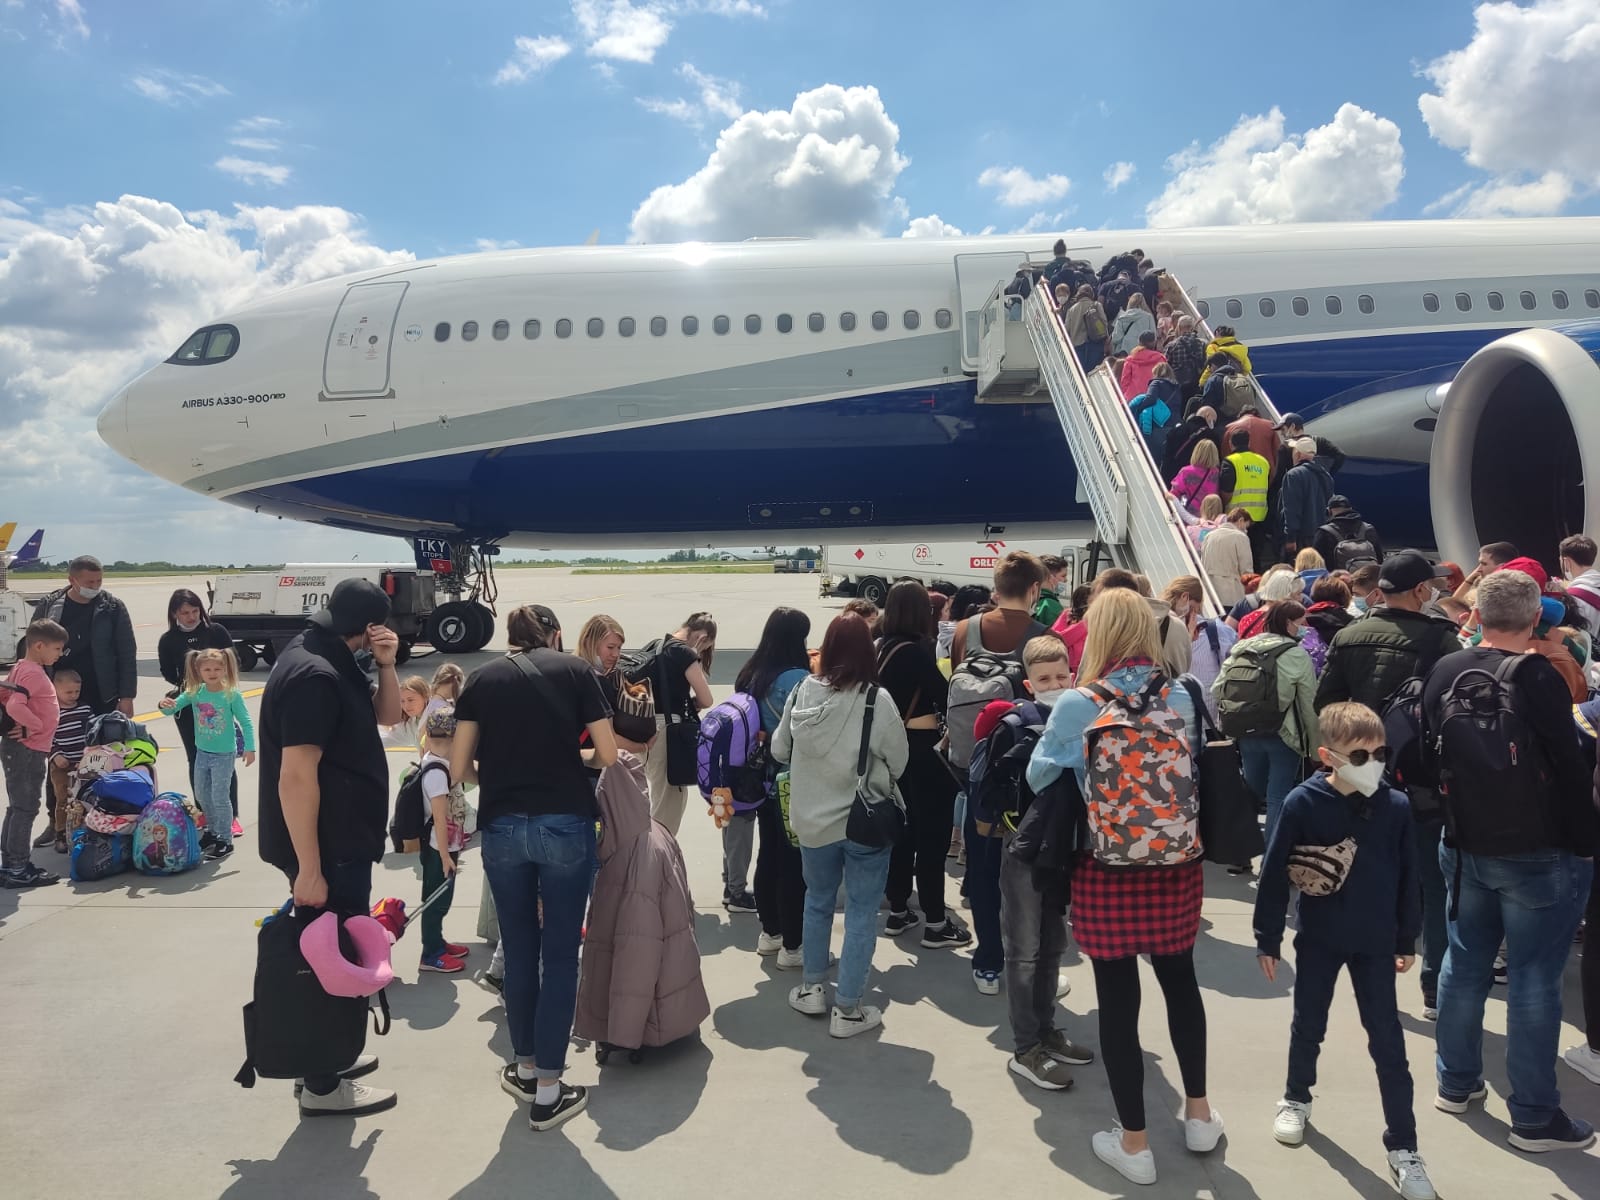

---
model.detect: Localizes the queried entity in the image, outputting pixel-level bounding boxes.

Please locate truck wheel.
[261,641,278,667]
[465,602,495,652]
[428,602,477,653]
[235,644,260,672]
[394,639,412,666]
[858,576,889,606]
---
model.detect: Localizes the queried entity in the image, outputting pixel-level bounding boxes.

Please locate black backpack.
[1334,537,1378,570]
[1380,676,1435,790]
[968,700,1048,835]
[389,759,450,853]
[1215,640,1296,739]
[1431,655,1552,856]
[0,681,27,741]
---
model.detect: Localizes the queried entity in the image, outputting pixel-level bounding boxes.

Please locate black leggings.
[754,791,805,950]
[1091,952,1208,1132]
[885,731,957,923]
[1584,868,1600,1051]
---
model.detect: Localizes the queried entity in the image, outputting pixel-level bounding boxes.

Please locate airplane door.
[321,280,408,400]
[954,252,1027,373]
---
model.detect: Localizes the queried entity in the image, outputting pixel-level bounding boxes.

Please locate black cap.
[1378,550,1452,593]
[310,578,392,636]
[528,604,560,632]
[1327,494,1351,512]
[1273,412,1304,429]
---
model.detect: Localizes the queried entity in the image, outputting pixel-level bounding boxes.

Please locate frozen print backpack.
[132,794,202,875]
[1079,674,1201,867]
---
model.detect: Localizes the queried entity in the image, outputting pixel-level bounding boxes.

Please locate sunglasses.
[1332,746,1390,767]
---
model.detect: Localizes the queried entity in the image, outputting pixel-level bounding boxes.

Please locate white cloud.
[639,96,696,121]
[639,62,741,123]
[494,34,572,84]
[229,137,281,152]
[0,195,413,562]
[686,0,764,15]
[901,214,965,238]
[630,83,909,242]
[475,237,522,251]
[573,0,671,63]
[1145,103,1404,228]
[1417,0,1600,212]
[54,0,86,38]
[214,157,292,187]
[234,115,283,133]
[1427,171,1576,218]
[978,166,1071,207]
[1103,161,1135,193]
[1010,211,1073,235]
[128,69,230,104]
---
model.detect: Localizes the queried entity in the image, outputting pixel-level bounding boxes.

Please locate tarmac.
[0,567,1596,1199]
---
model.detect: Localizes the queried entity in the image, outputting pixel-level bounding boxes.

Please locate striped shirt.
[51,702,92,763]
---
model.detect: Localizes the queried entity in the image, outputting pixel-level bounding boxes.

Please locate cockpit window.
[167,324,240,365]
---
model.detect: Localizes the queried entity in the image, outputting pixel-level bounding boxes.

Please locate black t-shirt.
[455,649,612,822]
[256,626,390,875]
[158,621,232,687]
[877,635,948,721]
[58,597,98,700]
[649,636,702,717]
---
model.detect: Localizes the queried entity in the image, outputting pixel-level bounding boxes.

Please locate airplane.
[98,217,1600,647]
[0,528,44,568]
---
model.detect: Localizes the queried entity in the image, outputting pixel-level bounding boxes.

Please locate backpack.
[86,711,156,749]
[389,759,451,853]
[1215,640,1296,739]
[1219,373,1254,419]
[0,680,27,741]
[1380,676,1437,792]
[132,794,202,875]
[1080,673,1201,866]
[1333,538,1379,570]
[945,617,1049,775]
[1431,655,1553,856]
[968,700,1047,836]
[69,827,133,881]
[1082,303,1108,342]
[697,692,766,810]
[85,769,155,815]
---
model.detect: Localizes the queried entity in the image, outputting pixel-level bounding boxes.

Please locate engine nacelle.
[1430,324,1600,569]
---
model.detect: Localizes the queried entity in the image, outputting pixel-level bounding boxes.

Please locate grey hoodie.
[772,677,908,849]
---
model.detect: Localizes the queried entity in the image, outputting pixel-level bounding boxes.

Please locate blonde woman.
[1294,546,1329,600]
[383,675,430,749]
[1171,439,1221,515]
[158,647,255,859]
[577,613,652,755]
[1027,589,1217,1184]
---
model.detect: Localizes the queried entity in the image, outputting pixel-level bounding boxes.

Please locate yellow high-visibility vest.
[1226,452,1270,520]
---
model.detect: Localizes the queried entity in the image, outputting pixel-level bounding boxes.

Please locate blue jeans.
[964,807,1004,974]
[194,749,235,847]
[1239,735,1301,850]
[800,839,892,1009]
[1436,846,1591,1130]
[481,811,597,1074]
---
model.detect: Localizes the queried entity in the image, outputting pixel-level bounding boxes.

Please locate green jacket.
[1033,593,1065,626]
[1215,633,1317,756]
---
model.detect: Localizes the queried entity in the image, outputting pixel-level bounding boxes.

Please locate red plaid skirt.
[1071,854,1204,959]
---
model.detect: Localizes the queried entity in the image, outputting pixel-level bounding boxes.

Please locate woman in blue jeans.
[1215,600,1317,856]
[772,613,908,1038]
[452,605,618,1132]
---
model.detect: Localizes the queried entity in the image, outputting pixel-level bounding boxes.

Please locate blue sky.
[1,0,1596,562]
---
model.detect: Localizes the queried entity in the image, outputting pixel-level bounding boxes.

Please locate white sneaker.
[1056,974,1072,999]
[1274,1099,1310,1145]
[788,983,827,1015]
[1563,1043,1600,1085]
[1387,1149,1437,1200]
[973,969,1000,995]
[1091,1127,1157,1186]
[829,1004,882,1038]
[1185,1108,1224,1152]
[757,931,783,956]
[298,1078,397,1118]
[293,1054,379,1097]
[776,948,834,971]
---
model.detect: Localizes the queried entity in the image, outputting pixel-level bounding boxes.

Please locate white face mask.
[1174,599,1191,618]
[1333,754,1385,796]
[176,618,200,633]
[75,585,101,601]
[1033,688,1069,708]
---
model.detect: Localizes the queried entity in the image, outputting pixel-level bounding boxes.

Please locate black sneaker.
[883,909,919,937]
[1,864,60,888]
[723,890,757,914]
[204,842,235,861]
[1493,955,1508,986]
[32,828,55,849]
[500,1064,540,1103]
[1507,1111,1596,1153]
[529,1082,589,1131]
[921,920,973,949]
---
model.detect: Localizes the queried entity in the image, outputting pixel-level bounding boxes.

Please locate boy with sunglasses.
[1254,702,1434,1199]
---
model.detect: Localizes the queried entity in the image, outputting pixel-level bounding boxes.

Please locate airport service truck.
[821,531,1103,605]
[208,564,437,670]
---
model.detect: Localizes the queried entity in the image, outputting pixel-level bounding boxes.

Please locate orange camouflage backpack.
[1079,674,1201,867]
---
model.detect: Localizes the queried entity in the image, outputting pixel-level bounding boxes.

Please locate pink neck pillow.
[299,912,395,998]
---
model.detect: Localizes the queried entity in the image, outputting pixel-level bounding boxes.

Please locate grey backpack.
[944,618,1048,777]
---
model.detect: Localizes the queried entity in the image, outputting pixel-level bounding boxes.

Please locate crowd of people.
[4,535,1598,1194]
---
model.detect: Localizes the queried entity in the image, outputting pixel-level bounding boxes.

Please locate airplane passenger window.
[903,310,921,330]
[1520,291,1536,310]
[840,312,857,331]
[1291,296,1308,316]
[434,323,451,342]
[492,320,509,341]
[650,316,667,336]
[1324,296,1342,315]
[462,321,479,341]
[808,312,824,333]
[935,308,952,329]
[523,319,540,340]
[587,318,604,338]
[1553,290,1570,310]
[556,318,572,338]
[871,310,888,331]
[1586,290,1600,309]
[1422,293,1440,313]
[1196,300,1210,319]
[745,314,761,334]
[1487,291,1504,311]
[1357,294,1375,314]
[1225,299,1243,319]
[713,315,730,334]
[683,315,698,335]
[777,313,793,333]
[1259,298,1276,317]
[619,317,636,337]
[1455,293,1471,312]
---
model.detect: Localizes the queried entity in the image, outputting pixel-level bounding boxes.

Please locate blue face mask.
[1352,597,1369,615]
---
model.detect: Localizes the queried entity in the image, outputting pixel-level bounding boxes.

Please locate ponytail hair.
[184,647,239,693]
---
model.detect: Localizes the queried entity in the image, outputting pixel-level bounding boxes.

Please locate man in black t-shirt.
[257,578,403,1118]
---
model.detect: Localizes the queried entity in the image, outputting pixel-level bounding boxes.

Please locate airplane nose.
[96,387,132,459]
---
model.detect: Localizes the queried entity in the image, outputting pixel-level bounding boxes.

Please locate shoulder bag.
[844,687,907,849]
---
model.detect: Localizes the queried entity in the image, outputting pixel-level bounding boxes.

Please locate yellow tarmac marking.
[568,593,625,603]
